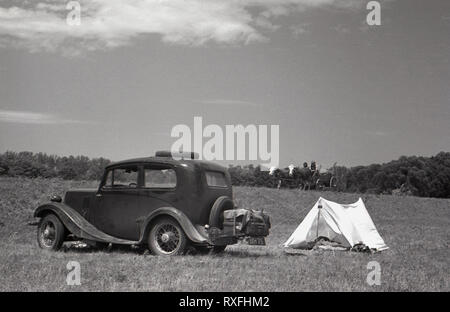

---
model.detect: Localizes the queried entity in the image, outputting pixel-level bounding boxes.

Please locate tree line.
[0,151,449,198]
[0,151,110,180]
[228,152,450,198]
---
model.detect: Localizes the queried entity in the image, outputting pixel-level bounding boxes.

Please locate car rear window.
[144,168,176,188]
[205,171,228,187]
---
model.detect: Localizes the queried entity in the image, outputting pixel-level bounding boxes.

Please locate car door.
[94,164,143,240]
[138,164,179,214]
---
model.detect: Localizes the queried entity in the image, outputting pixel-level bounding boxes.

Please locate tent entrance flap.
[306,208,351,248]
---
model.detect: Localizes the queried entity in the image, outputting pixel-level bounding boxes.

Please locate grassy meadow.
[0,177,448,291]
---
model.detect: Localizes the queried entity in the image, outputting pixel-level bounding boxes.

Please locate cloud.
[0,0,367,55]
[199,99,260,106]
[291,24,309,37]
[0,109,85,124]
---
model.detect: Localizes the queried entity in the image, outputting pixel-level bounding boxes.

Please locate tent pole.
[316,204,322,239]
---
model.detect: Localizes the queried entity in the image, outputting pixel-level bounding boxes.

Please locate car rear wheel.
[37,214,66,251]
[148,217,187,256]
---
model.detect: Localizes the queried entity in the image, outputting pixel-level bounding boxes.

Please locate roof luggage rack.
[155,151,199,160]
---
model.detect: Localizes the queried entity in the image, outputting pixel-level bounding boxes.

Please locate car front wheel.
[37,214,66,251]
[148,217,187,256]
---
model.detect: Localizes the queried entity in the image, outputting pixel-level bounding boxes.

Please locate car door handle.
[96,194,103,198]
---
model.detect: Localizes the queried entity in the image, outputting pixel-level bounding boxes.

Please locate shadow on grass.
[61,241,280,258]
[220,249,278,258]
[61,242,148,255]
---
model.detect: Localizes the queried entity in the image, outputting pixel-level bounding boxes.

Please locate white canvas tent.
[284,197,388,251]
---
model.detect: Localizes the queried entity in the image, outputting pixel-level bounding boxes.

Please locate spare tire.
[209,196,235,229]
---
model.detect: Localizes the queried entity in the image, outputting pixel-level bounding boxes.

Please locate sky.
[0,0,449,169]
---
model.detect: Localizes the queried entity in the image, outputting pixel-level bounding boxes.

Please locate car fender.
[34,202,88,238]
[34,203,138,245]
[138,207,208,244]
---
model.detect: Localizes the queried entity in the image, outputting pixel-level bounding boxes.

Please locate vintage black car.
[34,151,270,255]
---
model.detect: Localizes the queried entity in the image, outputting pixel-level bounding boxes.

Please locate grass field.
[0,177,448,291]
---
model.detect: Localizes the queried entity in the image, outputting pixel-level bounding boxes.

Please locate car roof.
[106,156,228,172]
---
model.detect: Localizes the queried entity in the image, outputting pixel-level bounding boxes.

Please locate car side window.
[103,166,139,188]
[205,170,228,187]
[144,167,176,188]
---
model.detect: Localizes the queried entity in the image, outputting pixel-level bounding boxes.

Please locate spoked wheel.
[37,214,66,251]
[148,218,187,256]
[330,176,337,188]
